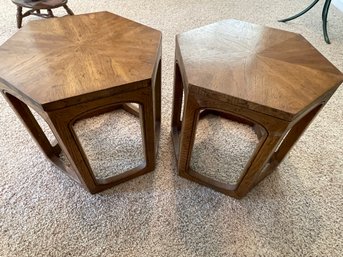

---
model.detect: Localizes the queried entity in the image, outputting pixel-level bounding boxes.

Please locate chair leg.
[63,4,74,15]
[47,9,54,17]
[16,6,23,28]
[322,0,332,44]
[16,4,74,28]
[278,0,332,44]
[278,0,320,22]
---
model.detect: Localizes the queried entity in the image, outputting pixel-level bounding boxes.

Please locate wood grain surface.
[0,12,161,111]
[172,19,343,198]
[176,19,343,121]
[0,12,162,193]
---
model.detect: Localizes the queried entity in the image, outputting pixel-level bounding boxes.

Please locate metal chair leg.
[278,0,320,22]
[322,0,332,44]
[279,0,333,44]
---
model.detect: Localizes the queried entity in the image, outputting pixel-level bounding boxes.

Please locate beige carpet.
[1,0,343,256]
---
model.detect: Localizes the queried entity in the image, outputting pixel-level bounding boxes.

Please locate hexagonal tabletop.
[0,12,161,111]
[176,20,343,121]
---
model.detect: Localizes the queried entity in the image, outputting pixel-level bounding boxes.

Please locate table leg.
[1,92,81,183]
[171,62,184,127]
[236,103,324,197]
[153,59,162,152]
[2,92,59,159]
[177,93,200,180]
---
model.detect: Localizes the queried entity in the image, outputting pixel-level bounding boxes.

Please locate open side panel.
[190,109,262,189]
[71,103,146,184]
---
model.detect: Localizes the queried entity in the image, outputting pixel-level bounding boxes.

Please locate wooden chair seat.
[11,0,74,28]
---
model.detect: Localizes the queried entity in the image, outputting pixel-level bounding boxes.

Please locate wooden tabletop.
[0,12,161,110]
[177,20,343,121]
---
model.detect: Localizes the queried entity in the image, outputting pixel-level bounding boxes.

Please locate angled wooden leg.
[16,6,23,28]
[260,104,324,182]
[177,92,200,179]
[154,60,161,138]
[171,61,185,158]
[235,103,323,197]
[43,84,159,193]
[151,58,161,153]
[1,92,80,183]
[139,87,156,172]
[234,131,286,198]
[2,92,59,158]
[47,115,98,192]
[175,93,289,198]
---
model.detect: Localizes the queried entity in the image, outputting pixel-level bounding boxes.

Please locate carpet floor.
[0,0,343,256]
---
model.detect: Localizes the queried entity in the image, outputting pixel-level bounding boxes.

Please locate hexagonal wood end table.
[171,19,343,198]
[0,12,162,193]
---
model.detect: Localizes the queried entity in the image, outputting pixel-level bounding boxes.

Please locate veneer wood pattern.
[171,20,343,198]
[0,12,162,193]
